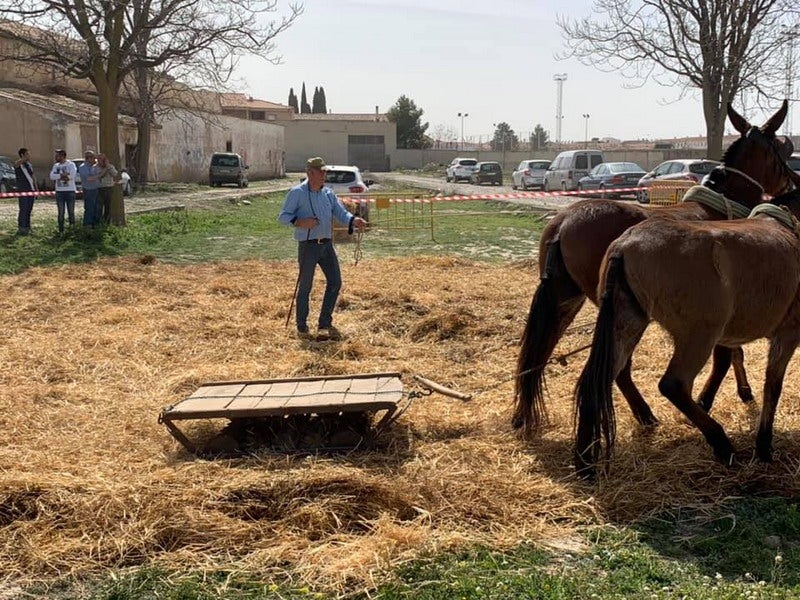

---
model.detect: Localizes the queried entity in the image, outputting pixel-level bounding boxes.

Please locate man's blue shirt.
[78,162,100,190]
[278,181,354,241]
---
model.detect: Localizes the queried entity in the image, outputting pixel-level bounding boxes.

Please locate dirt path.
[376,172,576,211]
[0,178,297,224]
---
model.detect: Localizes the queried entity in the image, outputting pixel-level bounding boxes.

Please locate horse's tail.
[573,254,624,478]
[513,239,579,433]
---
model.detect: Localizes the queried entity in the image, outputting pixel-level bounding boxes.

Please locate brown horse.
[514,101,798,434]
[573,196,800,477]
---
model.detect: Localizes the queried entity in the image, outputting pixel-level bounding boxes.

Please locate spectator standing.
[14,147,37,235]
[49,149,77,234]
[278,156,367,341]
[78,150,100,227]
[95,153,119,224]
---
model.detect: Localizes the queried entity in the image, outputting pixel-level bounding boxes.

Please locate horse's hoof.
[738,388,755,404]
[756,439,773,463]
[713,443,736,467]
[637,414,659,428]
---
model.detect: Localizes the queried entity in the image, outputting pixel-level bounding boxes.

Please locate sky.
[237,0,792,144]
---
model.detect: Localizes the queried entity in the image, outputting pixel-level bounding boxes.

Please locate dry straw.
[1,254,800,595]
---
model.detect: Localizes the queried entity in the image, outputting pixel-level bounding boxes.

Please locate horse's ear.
[762,99,789,135]
[727,103,750,135]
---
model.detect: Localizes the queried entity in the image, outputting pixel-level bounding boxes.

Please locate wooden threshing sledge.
[159,372,469,456]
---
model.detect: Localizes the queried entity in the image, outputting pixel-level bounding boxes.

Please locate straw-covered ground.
[2,253,800,595]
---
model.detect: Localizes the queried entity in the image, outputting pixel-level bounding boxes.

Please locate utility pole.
[554,73,567,143]
[582,113,590,147]
[458,112,469,151]
[781,24,800,137]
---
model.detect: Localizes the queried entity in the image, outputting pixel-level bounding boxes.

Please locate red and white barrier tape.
[0,190,56,198]
[341,186,644,204]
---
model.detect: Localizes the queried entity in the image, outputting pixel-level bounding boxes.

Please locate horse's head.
[721,100,796,201]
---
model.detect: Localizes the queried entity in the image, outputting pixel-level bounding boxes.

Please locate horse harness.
[681,185,751,220]
[748,203,800,237]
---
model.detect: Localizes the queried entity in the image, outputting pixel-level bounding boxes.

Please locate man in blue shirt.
[78,150,100,227]
[278,156,367,340]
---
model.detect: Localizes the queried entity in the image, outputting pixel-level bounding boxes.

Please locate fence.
[647,180,695,206]
[336,192,435,241]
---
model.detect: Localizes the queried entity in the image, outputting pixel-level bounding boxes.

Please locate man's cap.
[306,156,326,169]
[54,148,66,155]
[84,149,95,157]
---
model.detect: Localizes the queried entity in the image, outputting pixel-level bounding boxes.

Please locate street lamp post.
[553,73,567,143]
[582,113,590,147]
[458,112,469,151]
[781,24,800,137]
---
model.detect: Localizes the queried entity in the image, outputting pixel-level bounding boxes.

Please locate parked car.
[301,165,374,219]
[446,157,478,182]
[0,155,16,193]
[209,152,248,188]
[636,158,720,203]
[543,149,604,192]
[469,161,503,186]
[511,159,551,190]
[577,161,646,199]
[788,152,800,177]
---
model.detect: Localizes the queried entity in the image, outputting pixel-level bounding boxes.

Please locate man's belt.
[302,238,331,244]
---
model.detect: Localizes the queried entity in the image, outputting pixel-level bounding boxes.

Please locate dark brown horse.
[573,197,800,477]
[514,101,798,433]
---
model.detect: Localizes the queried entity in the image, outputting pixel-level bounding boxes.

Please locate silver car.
[511,159,551,190]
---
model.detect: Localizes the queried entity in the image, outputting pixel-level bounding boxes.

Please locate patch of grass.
[50,508,800,600]
[0,191,547,273]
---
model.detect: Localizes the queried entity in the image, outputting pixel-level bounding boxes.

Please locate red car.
[636,159,720,203]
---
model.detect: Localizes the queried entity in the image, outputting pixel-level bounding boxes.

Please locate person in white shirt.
[49,149,78,233]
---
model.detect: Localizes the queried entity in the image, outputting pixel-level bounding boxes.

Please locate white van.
[543,150,604,192]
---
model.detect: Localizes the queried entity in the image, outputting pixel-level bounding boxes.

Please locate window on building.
[250,111,265,120]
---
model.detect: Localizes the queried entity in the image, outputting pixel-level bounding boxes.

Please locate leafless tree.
[0,0,301,224]
[558,0,796,158]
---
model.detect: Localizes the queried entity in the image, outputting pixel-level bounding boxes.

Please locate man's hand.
[295,217,319,229]
[353,217,367,232]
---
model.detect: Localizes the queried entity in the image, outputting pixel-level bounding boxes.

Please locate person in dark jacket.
[14,147,37,235]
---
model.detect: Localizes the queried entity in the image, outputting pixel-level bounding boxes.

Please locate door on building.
[347,135,386,172]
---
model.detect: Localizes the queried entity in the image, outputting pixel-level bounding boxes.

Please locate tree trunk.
[133,66,153,189]
[702,91,725,161]
[97,85,126,226]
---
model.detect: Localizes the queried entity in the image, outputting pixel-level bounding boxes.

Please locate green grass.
[30,498,800,599]
[5,192,800,599]
[0,191,546,274]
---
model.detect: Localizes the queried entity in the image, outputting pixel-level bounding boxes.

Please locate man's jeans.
[82,187,100,226]
[17,196,34,230]
[55,191,75,232]
[295,240,342,331]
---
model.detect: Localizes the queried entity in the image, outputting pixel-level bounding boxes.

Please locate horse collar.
[748,204,800,236]
[682,185,751,219]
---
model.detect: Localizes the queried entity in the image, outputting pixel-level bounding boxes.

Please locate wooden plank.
[163,374,403,420]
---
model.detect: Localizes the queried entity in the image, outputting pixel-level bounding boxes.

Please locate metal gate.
[347,135,387,172]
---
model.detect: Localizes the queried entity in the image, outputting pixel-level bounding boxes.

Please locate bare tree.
[0,0,302,224]
[558,1,795,158]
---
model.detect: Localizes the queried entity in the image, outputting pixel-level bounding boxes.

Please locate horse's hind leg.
[756,334,798,462]
[658,339,736,465]
[615,359,658,426]
[697,346,754,413]
[730,347,755,404]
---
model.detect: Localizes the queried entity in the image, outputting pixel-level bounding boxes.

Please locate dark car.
[0,155,17,193]
[469,161,503,186]
[636,158,720,203]
[209,152,248,187]
[577,161,646,199]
